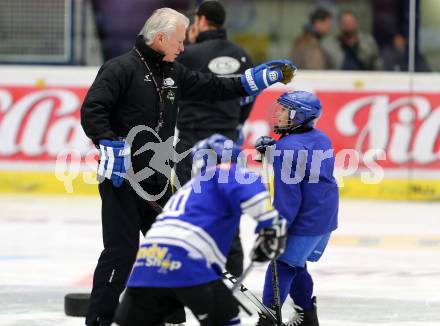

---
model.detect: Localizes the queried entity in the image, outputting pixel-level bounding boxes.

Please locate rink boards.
[0,66,440,200]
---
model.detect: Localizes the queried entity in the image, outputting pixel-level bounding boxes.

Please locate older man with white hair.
[81,7,296,326]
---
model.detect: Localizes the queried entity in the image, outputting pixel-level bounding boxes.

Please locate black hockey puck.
[64,293,90,317]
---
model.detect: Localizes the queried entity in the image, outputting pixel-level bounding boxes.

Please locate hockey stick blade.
[223,271,285,325]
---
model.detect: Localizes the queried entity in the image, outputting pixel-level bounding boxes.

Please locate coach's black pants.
[86,180,175,326]
[175,129,244,277]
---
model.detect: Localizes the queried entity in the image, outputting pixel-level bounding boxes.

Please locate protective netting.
[0,0,71,62]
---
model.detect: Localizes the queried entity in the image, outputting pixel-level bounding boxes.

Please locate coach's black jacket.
[81,35,247,185]
[177,29,254,131]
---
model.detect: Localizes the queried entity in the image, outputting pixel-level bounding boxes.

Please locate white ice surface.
[0,195,439,326]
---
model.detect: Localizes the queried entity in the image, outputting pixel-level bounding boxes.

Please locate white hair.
[140,8,189,45]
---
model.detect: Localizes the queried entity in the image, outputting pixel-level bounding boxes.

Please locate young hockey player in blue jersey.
[254,91,339,326]
[113,134,287,326]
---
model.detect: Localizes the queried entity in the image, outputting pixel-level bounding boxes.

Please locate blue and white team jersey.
[127,163,279,288]
[273,128,338,236]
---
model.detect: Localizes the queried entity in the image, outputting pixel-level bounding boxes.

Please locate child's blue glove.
[97,139,131,187]
[240,60,297,96]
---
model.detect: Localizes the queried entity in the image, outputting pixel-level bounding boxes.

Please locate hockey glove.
[251,219,287,262]
[265,60,297,84]
[255,136,276,154]
[97,139,131,187]
[240,60,297,97]
[254,136,276,162]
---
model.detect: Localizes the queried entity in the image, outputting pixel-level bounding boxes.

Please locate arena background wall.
[0,66,439,200]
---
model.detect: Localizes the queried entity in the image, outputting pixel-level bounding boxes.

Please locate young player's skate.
[113,134,286,326]
[286,296,319,326]
[254,91,339,326]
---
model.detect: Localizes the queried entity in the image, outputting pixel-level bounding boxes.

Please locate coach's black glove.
[251,219,287,262]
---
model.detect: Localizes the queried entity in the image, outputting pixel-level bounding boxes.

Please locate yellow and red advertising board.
[0,67,439,199]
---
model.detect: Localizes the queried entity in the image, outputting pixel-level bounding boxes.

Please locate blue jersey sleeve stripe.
[150,220,226,266]
[152,223,225,265]
[240,191,270,210]
[241,193,275,223]
[145,229,225,268]
[143,237,208,266]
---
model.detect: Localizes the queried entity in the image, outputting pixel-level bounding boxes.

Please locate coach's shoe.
[287,297,319,326]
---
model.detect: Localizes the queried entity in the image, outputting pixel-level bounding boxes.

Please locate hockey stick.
[231,261,254,292]
[271,260,283,326]
[225,261,255,316]
[262,150,283,326]
[223,271,284,325]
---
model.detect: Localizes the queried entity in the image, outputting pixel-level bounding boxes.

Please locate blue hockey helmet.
[191,134,242,173]
[271,90,322,134]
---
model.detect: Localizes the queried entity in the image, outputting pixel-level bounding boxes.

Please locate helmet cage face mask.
[270,93,321,134]
[271,101,312,134]
[271,101,295,134]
